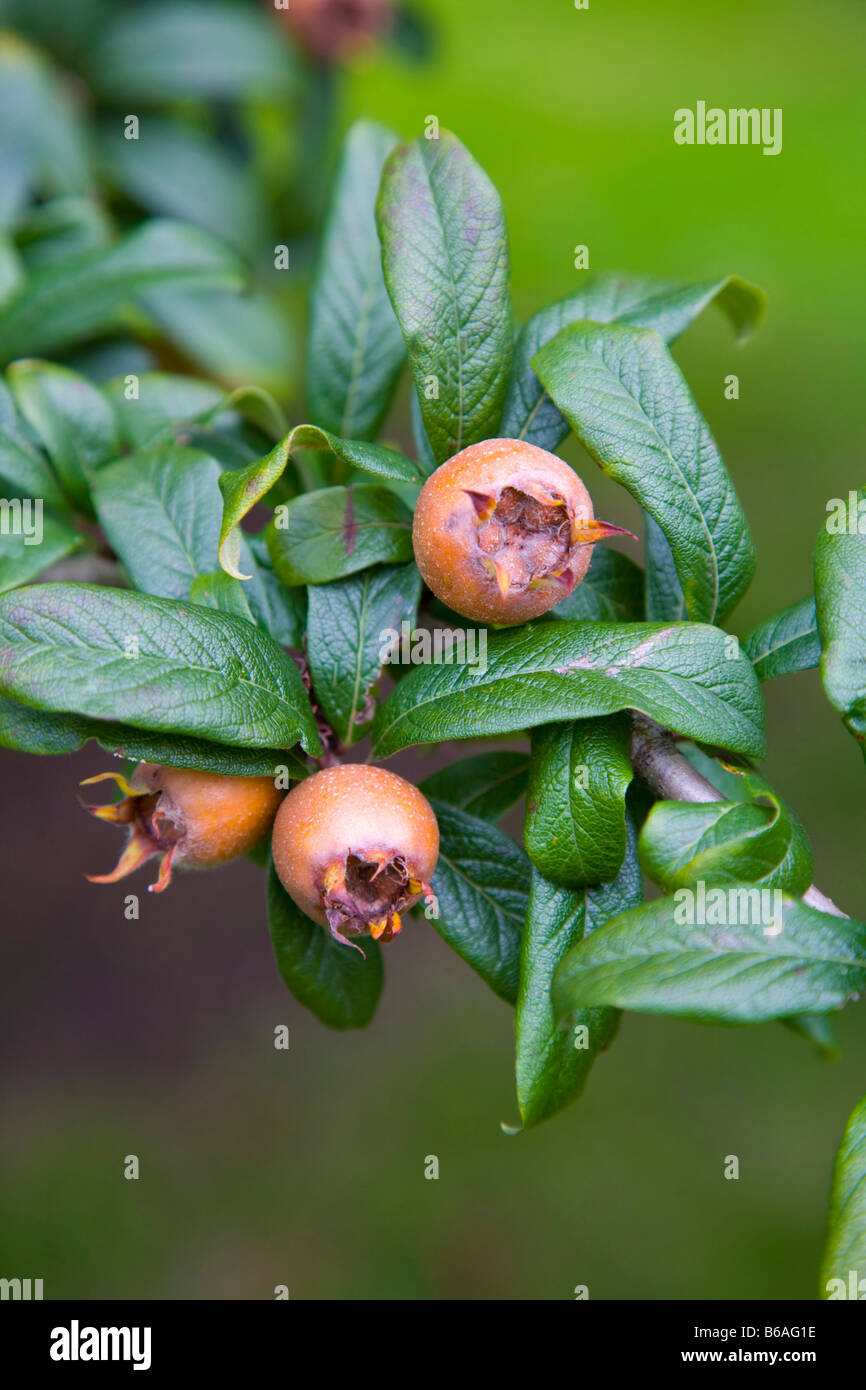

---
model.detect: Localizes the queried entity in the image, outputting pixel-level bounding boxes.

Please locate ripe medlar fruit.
[83,763,283,892]
[412,437,633,624]
[271,764,439,949]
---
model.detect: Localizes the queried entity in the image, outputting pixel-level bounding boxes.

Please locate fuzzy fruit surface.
[413,438,607,624]
[272,764,439,947]
[84,763,283,892]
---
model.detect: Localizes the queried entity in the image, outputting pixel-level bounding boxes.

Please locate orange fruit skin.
[131,764,283,869]
[412,438,596,625]
[271,764,440,927]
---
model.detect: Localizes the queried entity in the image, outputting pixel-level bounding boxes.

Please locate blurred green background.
[2,0,866,1300]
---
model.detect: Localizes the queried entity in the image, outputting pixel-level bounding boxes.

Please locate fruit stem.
[629,713,846,918]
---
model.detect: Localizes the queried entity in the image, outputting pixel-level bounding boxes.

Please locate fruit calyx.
[321,850,431,951]
[465,482,633,599]
[80,771,179,893]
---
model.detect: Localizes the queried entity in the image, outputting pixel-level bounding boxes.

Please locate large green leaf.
[267,862,384,1030]
[91,444,301,643]
[639,792,813,896]
[86,1,296,101]
[533,322,755,623]
[644,513,686,621]
[420,750,530,822]
[0,694,307,776]
[0,583,321,752]
[503,272,765,449]
[0,513,83,592]
[140,285,296,398]
[377,129,512,465]
[266,485,414,586]
[307,120,404,441]
[0,376,67,509]
[91,445,225,599]
[217,424,420,580]
[244,534,305,650]
[0,219,242,362]
[516,823,642,1129]
[820,1092,866,1299]
[428,798,530,1004]
[12,194,112,268]
[0,31,90,223]
[525,715,632,887]
[549,546,644,624]
[372,620,765,759]
[743,596,820,681]
[7,359,120,512]
[102,372,229,450]
[815,492,866,758]
[307,562,421,744]
[98,118,266,256]
[552,891,866,1023]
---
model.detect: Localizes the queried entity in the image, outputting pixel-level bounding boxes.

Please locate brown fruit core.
[321,851,427,950]
[467,484,574,596]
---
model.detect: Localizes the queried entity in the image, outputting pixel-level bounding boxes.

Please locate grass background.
[1,0,865,1300]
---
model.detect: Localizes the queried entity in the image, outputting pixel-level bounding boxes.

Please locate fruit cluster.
[85,440,627,946]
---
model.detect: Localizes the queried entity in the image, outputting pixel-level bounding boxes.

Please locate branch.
[629,714,846,919]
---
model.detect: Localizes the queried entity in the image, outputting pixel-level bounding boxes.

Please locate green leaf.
[0,218,243,362]
[743,597,820,681]
[377,129,512,465]
[820,1092,866,1298]
[0,512,83,592]
[782,1012,840,1061]
[419,750,530,822]
[0,693,307,776]
[516,823,642,1129]
[86,1,296,101]
[7,360,120,512]
[91,444,292,641]
[533,322,756,623]
[307,562,421,745]
[549,545,644,623]
[644,513,686,621]
[188,568,255,623]
[307,119,404,441]
[0,583,321,753]
[12,195,112,267]
[428,798,530,1003]
[217,424,420,580]
[410,388,437,476]
[103,372,229,450]
[267,861,383,1030]
[639,793,813,897]
[245,535,305,649]
[502,271,766,448]
[815,492,866,757]
[140,285,296,398]
[98,118,266,256]
[552,891,866,1023]
[372,620,765,760]
[0,32,90,220]
[525,715,632,887]
[0,376,68,509]
[91,445,225,600]
[266,485,413,586]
